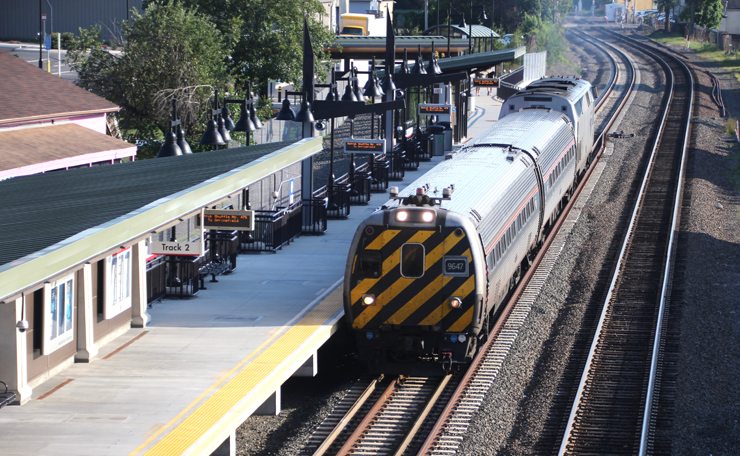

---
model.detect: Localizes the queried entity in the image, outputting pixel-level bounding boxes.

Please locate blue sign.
[45,35,51,50]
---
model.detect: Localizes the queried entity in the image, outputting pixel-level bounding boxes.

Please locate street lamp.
[157,98,192,158]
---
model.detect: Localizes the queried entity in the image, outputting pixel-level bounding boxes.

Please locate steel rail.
[335,376,401,456]
[392,375,451,456]
[311,377,381,456]
[557,31,693,455]
[620,33,695,456]
[416,30,637,456]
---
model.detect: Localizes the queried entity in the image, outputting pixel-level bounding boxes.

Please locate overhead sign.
[344,139,386,154]
[150,240,202,256]
[418,104,451,115]
[200,209,255,231]
[474,78,499,87]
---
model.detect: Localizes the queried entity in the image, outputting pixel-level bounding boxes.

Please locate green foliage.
[521,13,543,35]
[530,20,567,65]
[725,118,737,136]
[49,32,75,49]
[686,0,725,30]
[67,1,230,147]
[167,0,336,92]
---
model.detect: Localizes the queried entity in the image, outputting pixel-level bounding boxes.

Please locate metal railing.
[240,205,303,252]
[146,255,167,304]
[302,198,328,234]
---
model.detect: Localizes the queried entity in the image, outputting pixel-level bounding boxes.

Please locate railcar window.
[358,250,383,278]
[575,99,583,116]
[401,244,425,278]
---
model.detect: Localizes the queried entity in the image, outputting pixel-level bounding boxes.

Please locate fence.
[240,205,303,252]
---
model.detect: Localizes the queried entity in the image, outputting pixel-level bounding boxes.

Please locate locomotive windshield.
[401,244,425,278]
[358,250,382,278]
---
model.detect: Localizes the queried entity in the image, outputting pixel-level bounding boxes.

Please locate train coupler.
[441,350,453,373]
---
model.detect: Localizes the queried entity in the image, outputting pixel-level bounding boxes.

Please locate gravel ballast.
[236,25,740,455]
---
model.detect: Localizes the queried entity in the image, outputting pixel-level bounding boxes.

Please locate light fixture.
[411,45,427,74]
[249,102,264,129]
[199,119,226,146]
[221,106,236,130]
[217,115,232,142]
[427,42,442,75]
[233,101,257,132]
[401,48,410,74]
[449,297,463,308]
[175,126,192,154]
[478,10,488,21]
[275,98,296,121]
[422,211,434,222]
[396,210,409,222]
[156,131,183,157]
[362,294,376,306]
[381,73,396,93]
[352,66,366,102]
[458,14,467,29]
[341,83,358,102]
[294,99,315,123]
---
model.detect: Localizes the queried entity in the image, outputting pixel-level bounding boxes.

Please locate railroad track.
[555,31,693,455]
[302,374,460,456]
[414,30,638,456]
[301,30,640,456]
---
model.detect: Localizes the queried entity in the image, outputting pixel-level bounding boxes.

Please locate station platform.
[0,94,503,456]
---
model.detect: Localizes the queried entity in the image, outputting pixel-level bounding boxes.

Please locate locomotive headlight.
[422,211,434,223]
[458,334,467,343]
[362,294,376,306]
[396,210,409,222]
[449,297,463,308]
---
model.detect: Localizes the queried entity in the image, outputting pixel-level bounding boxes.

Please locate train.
[343,77,596,374]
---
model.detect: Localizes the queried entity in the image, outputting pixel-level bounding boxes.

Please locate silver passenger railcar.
[344,94,593,372]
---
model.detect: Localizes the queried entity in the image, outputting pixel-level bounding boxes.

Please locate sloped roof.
[0,50,119,126]
[423,24,499,38]
[0,140,303,270]
[0,123,135,178]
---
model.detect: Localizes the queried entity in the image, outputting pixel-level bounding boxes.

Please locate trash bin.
[437,121,453,151]
[427,125,445,156]
[432,134,445,155]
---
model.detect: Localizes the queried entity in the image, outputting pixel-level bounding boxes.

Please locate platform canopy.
[328,35,470,59]
[422,24,500,39]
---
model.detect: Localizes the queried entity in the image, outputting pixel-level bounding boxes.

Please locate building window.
[43,274,75,355]
[105,247,133,319]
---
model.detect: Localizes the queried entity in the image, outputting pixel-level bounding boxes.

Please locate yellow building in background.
[608,0,656,14]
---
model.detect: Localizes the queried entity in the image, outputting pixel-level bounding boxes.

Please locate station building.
[0,137,322,405]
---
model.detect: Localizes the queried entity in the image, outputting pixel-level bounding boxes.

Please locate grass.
[651,31,740,83]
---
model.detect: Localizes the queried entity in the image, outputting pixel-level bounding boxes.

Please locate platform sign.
[150,240,202,256]
[199,209,255,231]
[344,139,386,154]
[45,35,51,50]
[418,104,451,116]
[474,77,499,87]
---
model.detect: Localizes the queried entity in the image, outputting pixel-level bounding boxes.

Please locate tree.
[655,0,676,32]
[682,0,724,35]
[149,0,336,93]
[68,1,231,150]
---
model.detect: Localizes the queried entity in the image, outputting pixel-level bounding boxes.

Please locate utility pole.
[38,0,43,68]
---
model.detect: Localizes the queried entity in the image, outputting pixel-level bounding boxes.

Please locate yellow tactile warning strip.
[135,286,344,456]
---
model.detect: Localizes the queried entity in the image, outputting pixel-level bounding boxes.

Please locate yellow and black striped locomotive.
[344,78,595,374]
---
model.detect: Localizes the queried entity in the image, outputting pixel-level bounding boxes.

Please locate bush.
[50,32,74,50]
[725,118,737,136]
